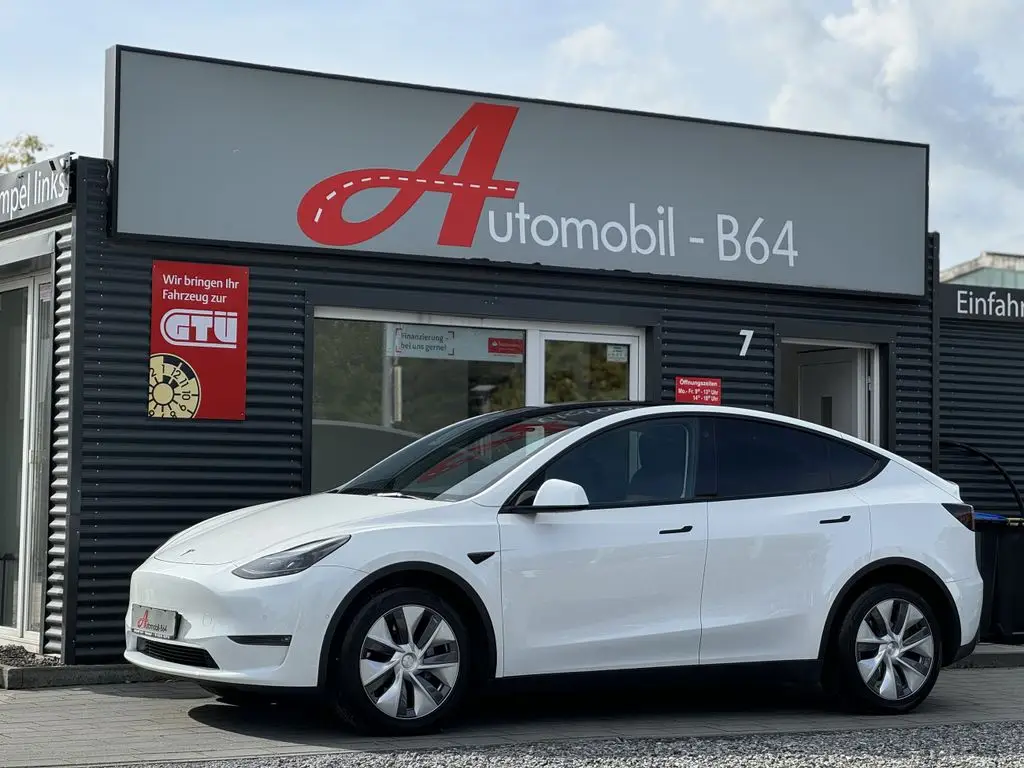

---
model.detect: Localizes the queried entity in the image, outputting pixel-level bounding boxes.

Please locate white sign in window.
[385,323,526,363]
[606,344,630,363]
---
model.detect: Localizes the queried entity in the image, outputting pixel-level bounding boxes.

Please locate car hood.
[152,492,447,566]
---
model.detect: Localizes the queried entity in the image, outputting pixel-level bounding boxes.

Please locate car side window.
[828,439,884,487]
[523,417,704,507]
[712,416,881,499]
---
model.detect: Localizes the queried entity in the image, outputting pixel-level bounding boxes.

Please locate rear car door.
[698,415,881,665]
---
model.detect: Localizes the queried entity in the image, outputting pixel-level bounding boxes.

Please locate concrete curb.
[950,651,1024,669]
[2,647,1022,690]
[0,663,169,689]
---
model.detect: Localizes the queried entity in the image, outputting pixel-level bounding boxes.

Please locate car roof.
[525,401,955,496]
[473,403,958,499]
[509,400,866,448]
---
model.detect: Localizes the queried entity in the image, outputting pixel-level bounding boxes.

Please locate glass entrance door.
[535,330,643,405]
[0,284,29,631]
[0,276,51,644]
[27,282,53,634]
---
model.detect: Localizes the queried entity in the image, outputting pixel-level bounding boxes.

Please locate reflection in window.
[532,418,698,506]
[545,340,629,403]
[311,318,526,492]
[713,417,881,498]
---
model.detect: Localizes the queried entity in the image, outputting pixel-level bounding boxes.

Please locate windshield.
[332,403,641,502]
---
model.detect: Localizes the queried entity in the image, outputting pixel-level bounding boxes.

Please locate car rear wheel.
[326,586,471,735]
[826,583,942,714]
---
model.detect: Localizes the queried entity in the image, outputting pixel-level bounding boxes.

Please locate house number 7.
[739,329,754,357]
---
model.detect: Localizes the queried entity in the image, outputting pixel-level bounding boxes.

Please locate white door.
[698,415,873,665]
[499,415,708,677]
[530,330,643,405]
[797,348,864,439]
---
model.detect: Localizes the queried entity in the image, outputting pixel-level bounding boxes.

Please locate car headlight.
[231,536,351,580]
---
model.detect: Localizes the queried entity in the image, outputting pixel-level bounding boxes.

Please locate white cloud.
[551,22,623,69]
[540,7,705,117]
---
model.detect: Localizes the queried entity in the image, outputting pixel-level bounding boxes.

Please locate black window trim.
[498,413,714,514]
[702,413,890,503]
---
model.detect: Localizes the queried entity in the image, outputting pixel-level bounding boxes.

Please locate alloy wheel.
[855,597,935,701]
[358,604,461,720]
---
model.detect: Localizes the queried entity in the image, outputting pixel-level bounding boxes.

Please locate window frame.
[500,413,716,513]
[704,414,889,503]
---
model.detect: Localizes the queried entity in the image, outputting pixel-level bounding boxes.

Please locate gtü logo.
[160,309,239,349]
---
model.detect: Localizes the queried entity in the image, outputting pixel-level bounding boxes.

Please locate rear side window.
[829,440,884,487]
[713,416,882,499]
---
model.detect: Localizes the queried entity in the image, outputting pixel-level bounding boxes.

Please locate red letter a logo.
[297,102,521,248]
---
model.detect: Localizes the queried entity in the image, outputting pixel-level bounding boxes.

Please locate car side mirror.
[532,478,589,510]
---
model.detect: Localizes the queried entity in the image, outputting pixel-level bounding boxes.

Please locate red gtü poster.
[148,260,250,420]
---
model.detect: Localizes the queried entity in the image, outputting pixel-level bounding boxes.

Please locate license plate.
[130,604,179,640]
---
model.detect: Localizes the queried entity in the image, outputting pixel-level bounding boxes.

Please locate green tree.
[0,133,49,173]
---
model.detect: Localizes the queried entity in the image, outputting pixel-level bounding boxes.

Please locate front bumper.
[123,556,365,688]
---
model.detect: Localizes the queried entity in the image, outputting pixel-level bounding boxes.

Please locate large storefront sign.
[148,260,249,420]
[105,47,927,296]
[937,283,1024,322]
[0,154,71,224]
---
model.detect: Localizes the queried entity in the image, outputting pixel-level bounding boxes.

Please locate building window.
[312,318,527,492]
[310,310,646,494]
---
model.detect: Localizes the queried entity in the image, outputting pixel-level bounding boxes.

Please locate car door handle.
[659,525,693,535]
[819,515,851,525]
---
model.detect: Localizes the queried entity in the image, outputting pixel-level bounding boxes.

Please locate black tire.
[325,586,473,736]
[198,683,278,708]
[825,583,943,715]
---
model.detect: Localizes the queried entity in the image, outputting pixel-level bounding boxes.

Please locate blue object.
[975,512,1009,523]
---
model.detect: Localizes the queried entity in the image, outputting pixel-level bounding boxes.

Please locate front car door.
[498,415,713,677]
[698,415,880,665]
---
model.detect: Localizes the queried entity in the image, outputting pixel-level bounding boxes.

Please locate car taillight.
[942,502,975,531]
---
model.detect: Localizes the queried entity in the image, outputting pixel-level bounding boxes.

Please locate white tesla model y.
[125,402,983,735]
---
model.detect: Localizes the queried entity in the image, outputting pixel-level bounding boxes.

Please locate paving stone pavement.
[2,668,1023,768]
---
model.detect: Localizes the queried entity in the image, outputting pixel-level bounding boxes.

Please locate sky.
[2,0,1022,269]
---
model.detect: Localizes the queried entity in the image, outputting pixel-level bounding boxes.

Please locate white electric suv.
[125,402,983,735]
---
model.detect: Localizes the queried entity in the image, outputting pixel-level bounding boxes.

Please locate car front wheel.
[827,583,942,714]
[326,586,471,735]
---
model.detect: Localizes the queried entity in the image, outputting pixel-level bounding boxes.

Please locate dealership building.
[2,45,991,663]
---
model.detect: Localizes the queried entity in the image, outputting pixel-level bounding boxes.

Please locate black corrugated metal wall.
[44,218,74,657]
[65,156,936,662]
[939,318,1024,517]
